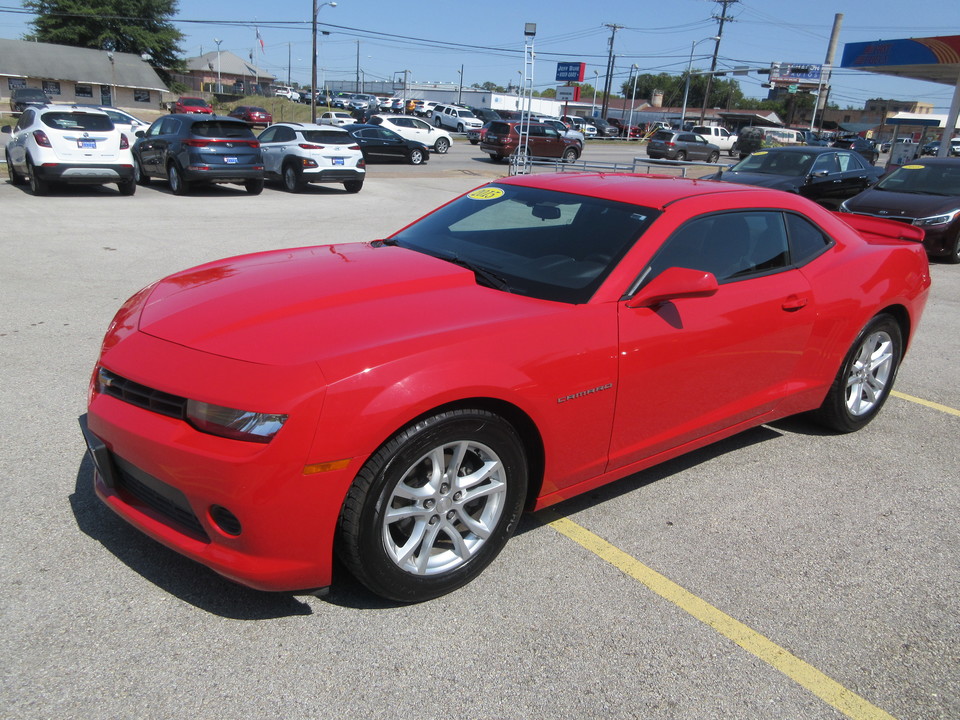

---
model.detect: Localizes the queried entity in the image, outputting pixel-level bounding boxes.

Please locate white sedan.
[319,111,355,127]
[369,114,452,154]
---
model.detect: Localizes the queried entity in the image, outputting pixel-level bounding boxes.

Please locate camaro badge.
[557,383,614,403]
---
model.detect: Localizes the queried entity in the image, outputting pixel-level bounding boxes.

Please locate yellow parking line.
[539,510,898,720]
[891,390,960,417]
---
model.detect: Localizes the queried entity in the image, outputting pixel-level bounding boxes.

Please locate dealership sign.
[769,63,823,85]
[556,62,586,82]
[556,86,581,101]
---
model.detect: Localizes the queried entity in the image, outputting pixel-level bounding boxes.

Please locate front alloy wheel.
[408,148,425,165]
[338,409,527,602]
[434,137,450,154]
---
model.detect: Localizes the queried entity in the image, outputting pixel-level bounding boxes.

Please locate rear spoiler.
[833,212,925,243]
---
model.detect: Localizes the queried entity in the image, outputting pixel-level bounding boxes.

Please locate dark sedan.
[840,157,960,263]
[705,146,884,209]
[343,124,429,165]
[832,137,879,164]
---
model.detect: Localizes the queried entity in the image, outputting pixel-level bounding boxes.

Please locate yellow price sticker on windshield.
[901,164,924,169]
[467,187,505,200]
[753,151,768,156]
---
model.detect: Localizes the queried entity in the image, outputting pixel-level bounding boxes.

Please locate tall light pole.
[680,36,719,129]
[457,65,463,105]
[627,64,638,137]
[213,38,222,93]
[312,0,337,123]
[590,69,599,117]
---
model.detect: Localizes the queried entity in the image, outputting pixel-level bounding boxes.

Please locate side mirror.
[626,267,718,308]
[1,125,11,135]
[135,130,145,138]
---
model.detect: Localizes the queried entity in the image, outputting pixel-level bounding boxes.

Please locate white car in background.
[369,114,452,153]
[257,122,365,193]
[540,117,585,149]
[72,105,149,144]
[432,104,483,132]
[3,104,135,195]
[319,111,355,127]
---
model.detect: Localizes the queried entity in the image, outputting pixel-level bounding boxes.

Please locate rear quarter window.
[42,112,114,131]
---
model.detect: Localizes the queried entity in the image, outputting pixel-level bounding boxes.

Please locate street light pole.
[312,0,337,123]
[457,65,463,105]
[627,64,638,138]
[680,36,719,130]
[213,38,222,94]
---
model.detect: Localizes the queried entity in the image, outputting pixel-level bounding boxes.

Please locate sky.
[1,0,959,111]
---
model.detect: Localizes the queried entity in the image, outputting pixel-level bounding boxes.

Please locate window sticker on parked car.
[468,187,505,200]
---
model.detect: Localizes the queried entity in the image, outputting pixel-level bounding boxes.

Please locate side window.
[646,211,789,284]
[275,126,296,142]
[544,126,560,138]
[785,213,832,265]
[837,151,865,171]
[15,109,34,131]
[811,153,839,175]
[158,117,179,135]
[411,118,429,130]
[258,126,278,143]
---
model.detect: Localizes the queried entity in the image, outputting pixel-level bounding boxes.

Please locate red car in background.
[171,97,213,114]
[80,173,930,603]
[228,106,273,127]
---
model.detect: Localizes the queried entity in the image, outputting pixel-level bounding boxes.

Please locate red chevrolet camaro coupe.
[80,173,931,602]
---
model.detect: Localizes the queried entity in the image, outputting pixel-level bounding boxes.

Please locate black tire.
[117,178,136,196]
[434,117,442,128]
[675,150,687,162]
[282,163,305,193]
[167,162,190,195]
[489,154,503,163]
[470,139,479,145]
[245,178,264,195]
[27,158,49,195]
[944,231,960,264]
[134,157,150,186]
[337,409,528,602]
[456,123,465,133]
[562,147,579,163]
[729,143,738,157]
[6,151,26,186]
[707,151,720,163]
[343,179,363,193]
[408,148,425,165]
[811,314,902,433]
[434,137,450,154]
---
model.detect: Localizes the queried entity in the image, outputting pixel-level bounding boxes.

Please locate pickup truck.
[692,125,738,156]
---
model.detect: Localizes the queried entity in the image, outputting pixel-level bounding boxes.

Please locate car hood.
[716,171,800,191]
[137,242,552,366]
[844,188,960,218]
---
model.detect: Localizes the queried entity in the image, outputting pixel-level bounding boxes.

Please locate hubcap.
[844,330,894,416]
[382,440,507,576]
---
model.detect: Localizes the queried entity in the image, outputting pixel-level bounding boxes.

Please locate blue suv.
[132,114,264,195]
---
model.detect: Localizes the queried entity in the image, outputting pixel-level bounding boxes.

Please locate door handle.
[782,295,809,311]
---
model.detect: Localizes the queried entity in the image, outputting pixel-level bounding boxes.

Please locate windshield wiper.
[444,255,512,291]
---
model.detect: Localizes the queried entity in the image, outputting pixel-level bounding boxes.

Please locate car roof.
[496,172,779,209]
[273,122,347,131]
[751,146,844,154]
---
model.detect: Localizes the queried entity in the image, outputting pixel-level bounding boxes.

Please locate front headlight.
[912,209,960,227]
[186,400,287,444]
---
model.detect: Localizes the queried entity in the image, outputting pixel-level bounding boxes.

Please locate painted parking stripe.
[892,390,960,417]
[539,510,898,720]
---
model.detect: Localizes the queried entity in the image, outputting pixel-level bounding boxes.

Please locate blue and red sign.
[841,35,960,69]
[556,62,586,82]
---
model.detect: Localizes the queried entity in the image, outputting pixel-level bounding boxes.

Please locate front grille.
[98,368,187,419]
[113,454,210,542]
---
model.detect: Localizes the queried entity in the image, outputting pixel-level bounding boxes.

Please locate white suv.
[3,104,135,195]
[369,114,452,153]
[257,122,365,193]
[431,104,483,132]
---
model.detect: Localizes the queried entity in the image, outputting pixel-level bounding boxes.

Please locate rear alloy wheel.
[343,179,363,193]
[434,137,450,154]
[245,178,264,195]
[489,154,503,163]
[408,148,425,165]
[812,313,902,433]
[337,409,528,602]
[708,151,720,163]
[6,151,26,186]
[729,143,739,157]
[434,117,442,128]
[27,158,49,195]
[562,147,579,163]
[167,162,190,195]
[282,163,305,193]
[675,150,687,162]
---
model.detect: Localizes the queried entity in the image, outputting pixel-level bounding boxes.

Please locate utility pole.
[699,0,738,124]
[812,13,843,132]
[600,24,623,119]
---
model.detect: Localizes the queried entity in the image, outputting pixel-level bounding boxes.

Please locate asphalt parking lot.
[2,148,958,720]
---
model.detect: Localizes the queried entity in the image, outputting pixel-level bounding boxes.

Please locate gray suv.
[646,130,720,162]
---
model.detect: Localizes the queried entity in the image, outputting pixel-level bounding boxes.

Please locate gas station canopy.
[840,35,960,85]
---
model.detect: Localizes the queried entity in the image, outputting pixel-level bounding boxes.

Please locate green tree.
[23,0,184,86]
[621,72,745,110]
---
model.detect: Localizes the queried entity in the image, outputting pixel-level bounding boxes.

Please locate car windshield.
[456,110,477,118]
[731,150,816,177]
[388,184,660,304]
[183,98,209,107]
[41,112,114,131]
[191,122,256,139]
[301,130,352,143]
[875,163,960,196]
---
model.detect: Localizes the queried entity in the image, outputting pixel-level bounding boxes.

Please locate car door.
[801,151,846,204]
[8,108,35,167]
[681,133,711,160]
[834,150,876,198]
[257,125,283,176]
[608,209,815,471]
[137,117,177,177]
